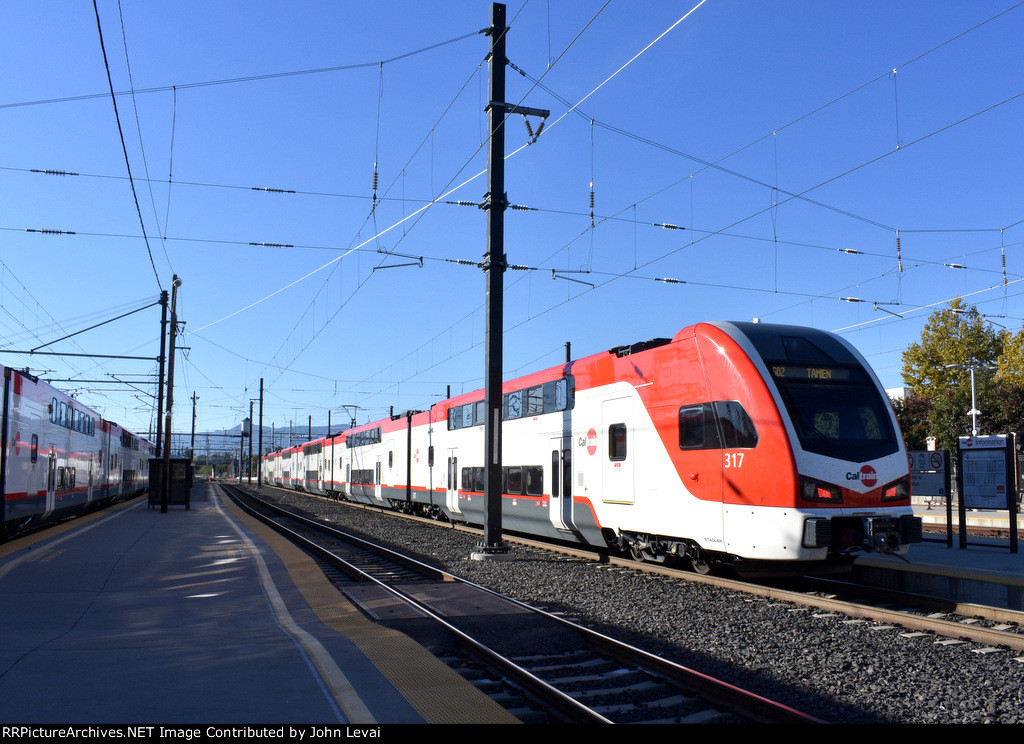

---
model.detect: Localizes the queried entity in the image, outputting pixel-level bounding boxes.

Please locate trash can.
[149,458,193,509]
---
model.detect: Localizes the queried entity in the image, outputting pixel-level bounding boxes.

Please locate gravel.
[255,487,1024,724]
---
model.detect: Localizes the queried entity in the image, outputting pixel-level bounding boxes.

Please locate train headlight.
[802,518,832,549]
[800,476,843,504]
[881,476,910,503]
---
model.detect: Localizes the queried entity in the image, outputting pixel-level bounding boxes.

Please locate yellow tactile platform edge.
[222,493,520,724]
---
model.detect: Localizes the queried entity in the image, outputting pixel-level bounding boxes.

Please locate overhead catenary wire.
[8,4,1022,434]
[91,0,162,293]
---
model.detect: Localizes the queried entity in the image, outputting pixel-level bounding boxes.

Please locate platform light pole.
[944,363,996,436]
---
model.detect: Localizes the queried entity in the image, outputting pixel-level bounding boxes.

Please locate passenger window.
[31,435,38,463]
[506,390,523,419]
[525,466,543,495]
[527,387,544,416]
[609,423,627,461]
[505,466,523,494]
[555,378,568,411]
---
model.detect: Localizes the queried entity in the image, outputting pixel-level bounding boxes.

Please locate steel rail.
[224,484,612,724]
[255,484,1024,653]
[229,484,825,724]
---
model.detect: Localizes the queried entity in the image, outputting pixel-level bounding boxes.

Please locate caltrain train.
[1,363,153,538]
[262,321,922,574]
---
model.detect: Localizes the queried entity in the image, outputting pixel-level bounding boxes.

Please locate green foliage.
[901,299,1024,449]
[901,298,1004,395]
[890,393,932,451]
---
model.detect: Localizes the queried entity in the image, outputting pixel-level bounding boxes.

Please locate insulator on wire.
[1002,234,1007,286]
[27,228,76,235]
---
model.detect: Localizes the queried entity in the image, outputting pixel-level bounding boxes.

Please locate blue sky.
[2,1,1022,451]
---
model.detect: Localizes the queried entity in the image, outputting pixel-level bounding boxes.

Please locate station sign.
[957,434,1014,510]
[907,450,947,498]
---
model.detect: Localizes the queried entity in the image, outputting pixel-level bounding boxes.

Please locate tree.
[901,299,1006,449]
[902,299,1004,394]
[890,392,932,451]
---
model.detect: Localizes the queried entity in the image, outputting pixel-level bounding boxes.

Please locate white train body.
[2,365,152,535]
[263,322,922,573]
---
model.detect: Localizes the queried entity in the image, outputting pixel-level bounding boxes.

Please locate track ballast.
[251,484,1024,724]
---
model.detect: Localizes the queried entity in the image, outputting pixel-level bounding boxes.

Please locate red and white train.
[1,364,153,537]
[262,321,922,574]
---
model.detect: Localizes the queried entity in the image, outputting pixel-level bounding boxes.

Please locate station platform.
[854,505,1024,589]
[0,481,519,725]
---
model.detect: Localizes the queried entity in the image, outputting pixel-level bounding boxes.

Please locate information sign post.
[956,435,1018,553]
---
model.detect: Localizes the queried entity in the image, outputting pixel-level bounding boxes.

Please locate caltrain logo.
[846,465,877,488]
[586,428,598,455]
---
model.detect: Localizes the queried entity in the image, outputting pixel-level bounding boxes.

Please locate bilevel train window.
[526,386,544,416]
[505,466,523,494]
[524,466,543,495]
[609,423,627,461]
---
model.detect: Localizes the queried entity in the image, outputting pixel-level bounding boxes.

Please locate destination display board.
[769,365,855,382]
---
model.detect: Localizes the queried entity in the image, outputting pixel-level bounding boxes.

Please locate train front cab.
[698,322,922,571]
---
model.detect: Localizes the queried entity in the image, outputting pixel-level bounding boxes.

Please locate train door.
[676,402,725,521]
[45,447,56,515]
[600,397,635,505]
[548,435,574,532]
[327,445,334,493]
[374,457,382,503]
[446,449,460,515]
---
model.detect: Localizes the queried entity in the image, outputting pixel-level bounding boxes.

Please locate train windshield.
[768,363,898,462]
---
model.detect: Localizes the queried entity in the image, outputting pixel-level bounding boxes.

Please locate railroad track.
[248,483,1024,655]
[223,484,824,724]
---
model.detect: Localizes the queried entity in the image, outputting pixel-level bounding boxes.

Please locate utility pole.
[190,392,198,460]
[155,290,168,457]
[248,400,254,484]
[258,378,264,487]
[476,3,548,560]
[161,275,182,513]
[478,2,509,559]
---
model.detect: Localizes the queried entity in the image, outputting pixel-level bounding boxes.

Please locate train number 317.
[724,452,744,468]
